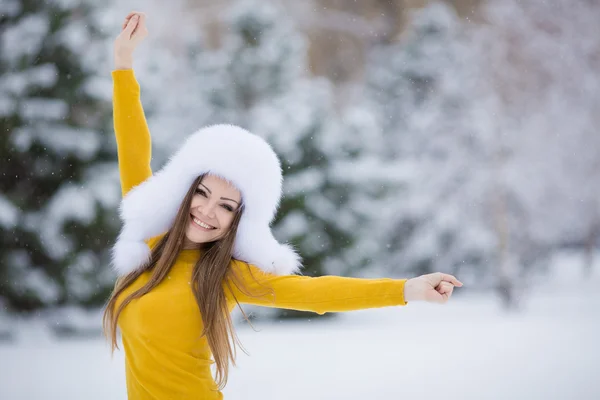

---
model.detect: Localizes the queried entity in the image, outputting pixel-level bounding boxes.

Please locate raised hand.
[114,12,148,70]
[404,272,463,304]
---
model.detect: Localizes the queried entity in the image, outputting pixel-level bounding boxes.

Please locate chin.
[185,233,214,245]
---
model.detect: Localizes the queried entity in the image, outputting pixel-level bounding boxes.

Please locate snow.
[0,95,14,116]
[473,0,600,251]
[0,14,49,64]
[4,249,61,303]
[1,71,27,95]
[0,65,58,109]
[84,162,122,209]
[0,195,19,229]
[11,124,102,159]
[15,268,61,304]
[1,253,597,399]
[0,287,598,400]
[274,211,309,238]
[284,168,325,196]
[47,184,97,226]
[40,126,102,160]
[65,251,100,300]
[26,63,59,88]
[20,98,68,121]
[56,19,91,55]
[0,0,21,16]
[24,183,98,260]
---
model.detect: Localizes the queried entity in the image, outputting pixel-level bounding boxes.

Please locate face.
[184,174,242,246]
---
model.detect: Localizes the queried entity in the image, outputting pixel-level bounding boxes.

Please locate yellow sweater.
[112,69,407,399]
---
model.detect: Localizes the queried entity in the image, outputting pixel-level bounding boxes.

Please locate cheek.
[189,196,204,209]
[217,210,235,229]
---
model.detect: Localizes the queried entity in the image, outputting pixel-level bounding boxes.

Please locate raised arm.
[113,12,151,197]
[226,260,408,315]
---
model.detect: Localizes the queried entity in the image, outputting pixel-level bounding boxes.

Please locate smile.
[190,214,216,230]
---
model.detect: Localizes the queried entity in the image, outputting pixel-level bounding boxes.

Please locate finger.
[123,14,139,36]
[138,12,147,26]
[432,290,448,304]
[426,289,445,304]
[122,11,139,30]
[443,286,454,299]
[440,273,463,287]
[137,13,148,35]
[122,11,145,33]
[439,285,452,302]
[442,291,450,302]
[436,282,453,295]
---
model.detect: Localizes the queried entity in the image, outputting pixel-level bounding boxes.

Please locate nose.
[196,202,216,219]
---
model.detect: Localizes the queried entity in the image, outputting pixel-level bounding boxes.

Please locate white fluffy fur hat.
[112,124,301,277]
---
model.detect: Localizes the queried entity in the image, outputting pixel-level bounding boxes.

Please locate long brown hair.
[103,174,258,389]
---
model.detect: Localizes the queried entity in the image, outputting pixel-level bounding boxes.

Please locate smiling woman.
[184,174,243,247]
[102,10,463,400]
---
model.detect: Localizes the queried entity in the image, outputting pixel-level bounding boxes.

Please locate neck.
[182,237,210,250]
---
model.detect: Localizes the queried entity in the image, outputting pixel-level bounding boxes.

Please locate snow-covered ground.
[1,285,599,400]
[1,252,599,400]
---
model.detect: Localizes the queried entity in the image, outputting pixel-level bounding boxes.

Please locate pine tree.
[0,0,119,312]
[472,0,600,307]
[364,2,497,282]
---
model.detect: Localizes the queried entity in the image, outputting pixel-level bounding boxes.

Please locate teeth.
[193,217,214,229]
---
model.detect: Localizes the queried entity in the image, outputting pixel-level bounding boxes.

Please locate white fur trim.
[112,124,302,276]
[233,217,302,275]
[112,237,151,276]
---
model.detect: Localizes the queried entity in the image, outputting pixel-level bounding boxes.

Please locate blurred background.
[1,0,599,399]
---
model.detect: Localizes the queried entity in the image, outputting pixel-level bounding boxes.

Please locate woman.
[104,12,463,400]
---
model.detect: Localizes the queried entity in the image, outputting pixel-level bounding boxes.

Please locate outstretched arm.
[226,261,463,314]
[113,12,152,197]
[226,261,408,315]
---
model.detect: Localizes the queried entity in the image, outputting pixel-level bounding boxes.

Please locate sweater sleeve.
[226,260,407,315]
[112,69,153,198]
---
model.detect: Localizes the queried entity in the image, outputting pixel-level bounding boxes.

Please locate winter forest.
[1,0,599,399]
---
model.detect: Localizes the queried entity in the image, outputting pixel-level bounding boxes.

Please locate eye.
[195,188,207,197]
[222,204,234,212]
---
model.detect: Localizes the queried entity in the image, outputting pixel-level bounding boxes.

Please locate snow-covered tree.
[363,2,499,287]
[363,0,600,309]
[0,0,119,311]
[474,0,600,281]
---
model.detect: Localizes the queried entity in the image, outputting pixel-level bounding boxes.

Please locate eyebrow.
[199,183,240,205]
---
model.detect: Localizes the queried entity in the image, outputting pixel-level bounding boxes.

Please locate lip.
[190,214,217,231]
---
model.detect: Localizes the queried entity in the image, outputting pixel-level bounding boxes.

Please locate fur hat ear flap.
[233,217,302,276]
[111,235,152,276]
[112,162,198,275]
